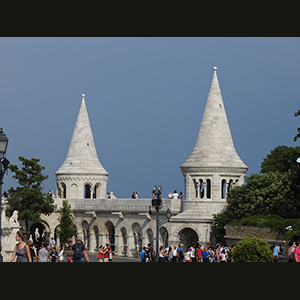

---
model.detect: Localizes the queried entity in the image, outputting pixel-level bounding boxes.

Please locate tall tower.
[180,67,247,212]
[56,94,108,199]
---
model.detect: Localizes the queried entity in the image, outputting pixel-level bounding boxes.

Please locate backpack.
[178,248,184,259]
[145,247,150,258]
[73,243,84,259]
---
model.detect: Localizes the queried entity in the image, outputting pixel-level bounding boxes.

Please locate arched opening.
[93,225,99,251]
[29,221,50,246]
[84,184,91,199]
[221,179,226,199]
[206,179,211,199]
[131,223,142,256]
[193,179,198,198]
[120,227,128,256]
[70,183,78,198]
[60,182,66,198]
[178,227,199,249]
[146,228,154,246]
[227,179,234,193]
[159,227,169,246]
[81,220,90,250]
[105,221,115,251]
[200,179,204,198]
[93,182,101,198]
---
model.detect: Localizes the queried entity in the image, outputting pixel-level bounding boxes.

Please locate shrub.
[233,236,274,262]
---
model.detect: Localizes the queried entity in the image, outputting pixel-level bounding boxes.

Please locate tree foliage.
[260,145,300,174]
[213,146,300,233]
[294,110,300,142]
[6,156,56,231]
[233,237,274,262]
[56,199,77,246]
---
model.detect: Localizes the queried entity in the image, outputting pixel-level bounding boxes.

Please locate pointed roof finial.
[56,94,108,176]
[213,66,217,71]
[181,67,247,171]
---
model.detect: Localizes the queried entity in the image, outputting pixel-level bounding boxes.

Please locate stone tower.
[56,94,108,199]
[180,67,248,213]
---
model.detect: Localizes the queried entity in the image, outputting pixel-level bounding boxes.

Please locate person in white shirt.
[172,190,179,199]
[50,237,56,249]
[57,245,64,262]
[170,245,178,262]
[185,248,192,262]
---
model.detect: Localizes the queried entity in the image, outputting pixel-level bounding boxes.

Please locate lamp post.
[150,185,172,262]
[0,128,9,262]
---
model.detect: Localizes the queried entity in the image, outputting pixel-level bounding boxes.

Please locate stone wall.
[224,225,287,255]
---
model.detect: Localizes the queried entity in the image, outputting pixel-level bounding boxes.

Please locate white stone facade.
[1,67,248,258]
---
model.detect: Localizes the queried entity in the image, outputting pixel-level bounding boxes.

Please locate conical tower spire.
[56,94,108,199]
[56,94,108,175]
[181,67,247,171]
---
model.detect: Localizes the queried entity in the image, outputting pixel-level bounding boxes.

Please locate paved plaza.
[62,252,140,263]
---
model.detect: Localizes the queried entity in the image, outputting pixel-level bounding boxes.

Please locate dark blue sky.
[1,37,300,198]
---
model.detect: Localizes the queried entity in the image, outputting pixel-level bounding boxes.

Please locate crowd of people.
[6,229,300,262]
[140,241,300,262]
[6,230,92,262]
[140,242,234,262]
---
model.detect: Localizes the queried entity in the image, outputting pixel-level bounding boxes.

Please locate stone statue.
[9,210,19,227]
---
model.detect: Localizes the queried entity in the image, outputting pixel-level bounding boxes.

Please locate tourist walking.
[50,247,57,262]
[196,245,202,262]
[38,243,49,262]
[170,245,178,262]
[28,240,37,262]
[71,236,89,262]
[220,249,227,262]
[185,248,192,262]
[57,245,64,262]
[140,247,146,262]
[294,241,300,262]
[177,243,185,262]
[159,246,165,262]
[145,243,153,262]
[103,244,111,262]
[98,245,104,262]
[202,247,210,262]
[7,230,32,262]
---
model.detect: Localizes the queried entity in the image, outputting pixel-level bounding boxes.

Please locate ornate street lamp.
[0,128,9,154]
[150,185,172,262]
[0,128,9,262]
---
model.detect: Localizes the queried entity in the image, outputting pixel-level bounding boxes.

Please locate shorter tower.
[56,94,108,199]
[180,67,248,213]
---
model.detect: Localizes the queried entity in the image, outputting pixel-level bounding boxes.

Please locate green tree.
[260,145,300,174]
[213,145,300,232]
[56,199,77,246]
[233,237,274,262]
[7,156,56,232]
[294,109,300,142]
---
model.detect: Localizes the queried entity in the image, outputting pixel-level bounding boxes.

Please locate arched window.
[221,179,226,199]
[84,184,91,199]
[60,182,66,198]
[227,179,234,193]
[200,179,204,199]
[206,179,211,199]
[193,179,198,198]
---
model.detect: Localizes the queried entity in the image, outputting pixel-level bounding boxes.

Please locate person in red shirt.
[103,244,111,262]
[294,241,300,262]
[97,245,104,262]
[196,245,203,262]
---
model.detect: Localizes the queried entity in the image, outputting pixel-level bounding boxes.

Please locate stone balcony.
[55,197,182,215]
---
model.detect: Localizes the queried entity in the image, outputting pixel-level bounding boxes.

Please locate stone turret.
[180,67,248,206]
[56,94,108,199]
